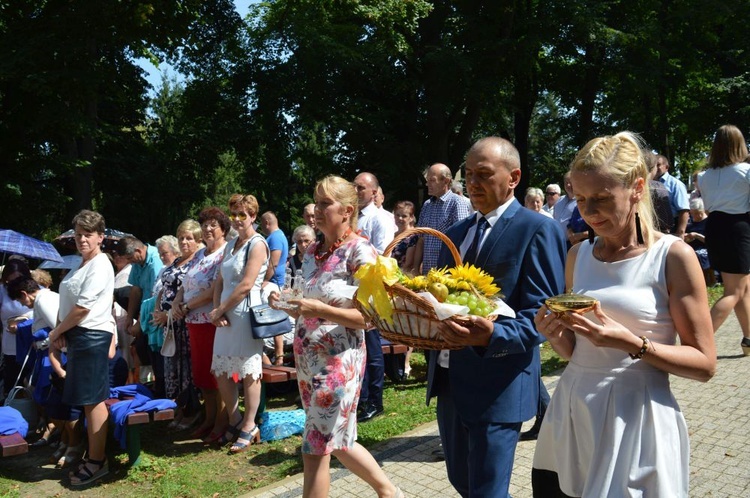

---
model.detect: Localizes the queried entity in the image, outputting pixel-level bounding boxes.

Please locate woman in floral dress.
[271,175,402,498]
[152,220,200,411]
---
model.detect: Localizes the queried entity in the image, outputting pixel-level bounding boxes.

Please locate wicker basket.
[354,227,492,350]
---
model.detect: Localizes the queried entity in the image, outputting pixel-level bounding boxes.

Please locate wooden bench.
[0,432,28,457]
[382,343,408,355]
[262,364,298,383]
[261,344,406,382]
[105,397,175,466]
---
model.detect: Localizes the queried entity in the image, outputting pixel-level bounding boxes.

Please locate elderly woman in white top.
[525,187,554,218]
[698,124,750,354]
[49,210,115,487]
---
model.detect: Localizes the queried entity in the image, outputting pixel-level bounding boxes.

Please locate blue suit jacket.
[426,199,566,424]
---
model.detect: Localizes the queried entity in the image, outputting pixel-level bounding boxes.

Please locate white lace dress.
[211,234,268,380]
[533,235,689,497]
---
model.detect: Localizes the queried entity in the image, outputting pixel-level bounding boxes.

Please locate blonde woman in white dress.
[532,132,716,497]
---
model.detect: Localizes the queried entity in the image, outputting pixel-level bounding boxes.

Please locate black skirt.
[61,327,111,406]
[705,211,750,274]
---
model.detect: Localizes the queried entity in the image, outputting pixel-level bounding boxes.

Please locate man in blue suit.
[426,137,566,497]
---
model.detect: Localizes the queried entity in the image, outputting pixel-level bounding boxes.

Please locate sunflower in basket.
[355,257,501,324]
[401,264,500,317]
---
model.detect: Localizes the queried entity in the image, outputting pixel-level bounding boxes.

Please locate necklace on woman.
[315,227,352,262]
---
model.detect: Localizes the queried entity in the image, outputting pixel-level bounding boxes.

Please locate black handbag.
[250,304,292,339]
[242,237,293,339]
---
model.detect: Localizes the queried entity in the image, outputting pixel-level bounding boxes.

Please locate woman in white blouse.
[172,207,230,442]
[698,124,750,354]
[49,210,115,486]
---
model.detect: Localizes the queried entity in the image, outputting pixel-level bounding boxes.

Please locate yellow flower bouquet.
[353,227,503,350]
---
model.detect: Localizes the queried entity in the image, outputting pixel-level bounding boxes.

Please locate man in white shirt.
[542,183,561,216]
[375,187,397,234]
[352,172,393,422]
[353,172,394,254]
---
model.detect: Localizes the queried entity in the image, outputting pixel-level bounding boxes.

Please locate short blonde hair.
[525,187,544,201]
[176,219,202,243]
[31,269,53,289]
[570,131,656,246]
[228,194,259,217]
[155,235,180,256]
[315,175,359,231]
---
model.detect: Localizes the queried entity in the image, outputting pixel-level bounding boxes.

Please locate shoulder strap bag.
[243,235,292,339]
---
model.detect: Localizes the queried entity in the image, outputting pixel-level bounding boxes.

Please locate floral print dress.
[294,237,377,455]
[159,258,196,400]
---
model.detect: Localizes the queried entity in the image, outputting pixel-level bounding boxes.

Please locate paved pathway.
[244,314,750,497]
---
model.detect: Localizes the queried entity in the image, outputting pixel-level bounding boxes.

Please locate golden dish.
[545,293,598,314]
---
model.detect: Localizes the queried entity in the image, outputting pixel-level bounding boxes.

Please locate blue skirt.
[61,327,111,406]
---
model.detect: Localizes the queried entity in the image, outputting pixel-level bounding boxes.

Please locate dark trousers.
[436,366,522,498]
[149,349,165,399]
[532,468,576,497]
[360,328,384,410]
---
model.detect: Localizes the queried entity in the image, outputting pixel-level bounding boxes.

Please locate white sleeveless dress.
[533,235,689,497]
[211,234,268,380]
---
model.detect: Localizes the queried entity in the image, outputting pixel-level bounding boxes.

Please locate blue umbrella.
[38,254,83,270]
[0,229,64,263]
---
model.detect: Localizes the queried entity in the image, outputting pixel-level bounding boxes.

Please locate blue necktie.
[464,217,488,264]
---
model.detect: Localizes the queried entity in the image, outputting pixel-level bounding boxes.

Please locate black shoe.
[519,417,543,441]
[431,447,445,461]
[357,404,384,423]
[741,337,750,356]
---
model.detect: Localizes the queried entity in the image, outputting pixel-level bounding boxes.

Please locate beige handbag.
[160,309,176,357]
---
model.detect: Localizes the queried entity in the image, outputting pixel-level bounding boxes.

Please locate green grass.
[0,356,436,498]
[707,284,723,307]
[2,287,722,496]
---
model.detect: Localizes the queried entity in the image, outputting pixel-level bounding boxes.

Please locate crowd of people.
[2,123,748,496]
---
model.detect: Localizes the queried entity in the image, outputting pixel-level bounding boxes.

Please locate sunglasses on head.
[229,212,249,221]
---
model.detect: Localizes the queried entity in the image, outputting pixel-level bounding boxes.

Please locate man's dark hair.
[7,276,40,301]
[115,235,144,257]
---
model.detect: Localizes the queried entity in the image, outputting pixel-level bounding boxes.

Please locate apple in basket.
[401,265,501,318]
[428,283,449,303]
[354,257,502,324]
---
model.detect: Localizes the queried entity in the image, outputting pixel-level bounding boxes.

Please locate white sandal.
[50,442,68,464]
[57,442,85,468]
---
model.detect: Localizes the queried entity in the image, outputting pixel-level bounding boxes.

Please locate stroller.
[2,318,50,429]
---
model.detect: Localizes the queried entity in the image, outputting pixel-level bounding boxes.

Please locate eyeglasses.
[546,191,559,196]
[201,221,220,230]
[229,212,249,221]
